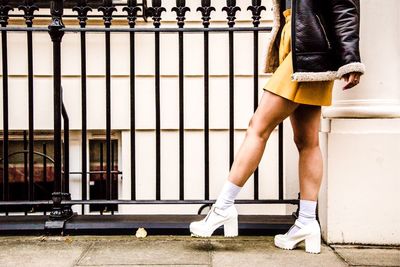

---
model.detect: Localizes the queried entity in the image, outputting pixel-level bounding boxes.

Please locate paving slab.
[0,238,90,267]
[76,239,211,266]
[332,245,400,267]
[210,237,348,267]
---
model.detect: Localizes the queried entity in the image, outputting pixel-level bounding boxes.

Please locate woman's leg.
[274,104,323,253]
[279,103,322,238]
[289,104,323,201]
[190,90,300,237]
[227,90,300,187]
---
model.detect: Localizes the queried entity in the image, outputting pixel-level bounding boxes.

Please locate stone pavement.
[0,235,398,267]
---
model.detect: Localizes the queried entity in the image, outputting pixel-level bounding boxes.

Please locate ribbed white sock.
[214,180,242,210]
[288,199,317,236]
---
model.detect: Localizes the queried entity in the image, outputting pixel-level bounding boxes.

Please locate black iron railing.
[0,0,298,235]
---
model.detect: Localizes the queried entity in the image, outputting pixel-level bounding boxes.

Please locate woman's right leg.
[190,90,299,237]
[227,90,299,187]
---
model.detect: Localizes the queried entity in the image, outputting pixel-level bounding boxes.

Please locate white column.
[323,0,400,118]
[319,0,400,245]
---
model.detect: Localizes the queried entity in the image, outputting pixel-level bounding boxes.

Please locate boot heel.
[223,216,238,237]
[305,233,321,254]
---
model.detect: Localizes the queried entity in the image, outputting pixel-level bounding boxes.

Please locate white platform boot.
[190,204,238,237]
[274,219,321,254]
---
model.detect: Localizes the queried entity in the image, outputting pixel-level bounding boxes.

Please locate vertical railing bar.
[105,29,111,201]
[100,142,104,212]
[228,30,234,167]
[73,1,92,215]
[223,1,240,168]
[149,1,165,201]
[197,0,215,201]
[43,142,47,215]
[248,0,266,200]
[1,6,11,202]
[178,22,184,201]
[123,0,140,201]
[111,140,115,214]
[99,1,116,202]
[129,17,137,202]
[253,29,259,200]
[155,29,161,200]
[204,29,210,200]
[81,28,87,213]
[28,20,34,202]
[23,131,28,215]
[43,143,47,183]
[49,0,65,193]
[18,0,38,203]
[173,0,189,201]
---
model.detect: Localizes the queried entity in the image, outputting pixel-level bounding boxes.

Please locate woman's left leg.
[290,104,323,201]
[274,103,323,254]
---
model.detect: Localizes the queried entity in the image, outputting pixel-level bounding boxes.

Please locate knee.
[246,114,274,142]
[293,134,319,152]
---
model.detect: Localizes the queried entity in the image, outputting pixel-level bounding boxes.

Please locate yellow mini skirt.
[263,8,334,106]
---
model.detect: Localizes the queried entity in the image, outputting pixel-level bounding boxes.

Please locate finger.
[343,75,359,90]
[342,74,349,83]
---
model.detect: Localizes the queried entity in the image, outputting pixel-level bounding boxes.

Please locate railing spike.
[222,0,241,27]
[197,0,215,27]
[247,0,266,27]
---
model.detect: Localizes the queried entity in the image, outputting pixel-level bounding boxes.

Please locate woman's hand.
[342,72,362,90]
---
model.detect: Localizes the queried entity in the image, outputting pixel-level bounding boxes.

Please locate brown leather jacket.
[265,0,365,82]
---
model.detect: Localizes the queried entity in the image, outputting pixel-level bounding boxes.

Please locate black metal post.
[149,0,165,200]
[99,0,116,201]
[19,0,38,202]
[0,1,12,202]
[47,0,74,223]
[223,0,240,168]
[73,0,91,214]
[172,0,189,200]
[197,0,215,201]
[123,0,141,201]
[49,0,64,193]
[248,0,265,200]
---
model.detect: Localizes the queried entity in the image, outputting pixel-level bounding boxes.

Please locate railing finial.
[172,0,190,28]
[123,0,142,27]
[72,0,92,28]
[98,0,117,28]
[197,0,215,28]
[247,0,266,27]
[18,0,39,27]
[148,0,166,28]
[49,0,64,42]
[222,0,241,27]
[0,0,13,27]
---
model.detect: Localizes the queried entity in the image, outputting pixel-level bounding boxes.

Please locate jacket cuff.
[336,62,366,79]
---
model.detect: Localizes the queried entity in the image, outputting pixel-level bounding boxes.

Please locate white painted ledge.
[322,100,400,118]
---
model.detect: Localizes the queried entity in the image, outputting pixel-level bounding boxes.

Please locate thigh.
[251,90,300,135]
[289,104,322,146]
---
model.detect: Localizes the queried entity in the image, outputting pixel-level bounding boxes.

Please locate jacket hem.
[291,71,337,82]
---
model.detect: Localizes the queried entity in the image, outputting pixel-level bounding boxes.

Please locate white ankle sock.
[288,199,317,236]
[214,180,242,210]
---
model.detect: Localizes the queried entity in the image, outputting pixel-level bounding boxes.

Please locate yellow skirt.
[263,9,334,106]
